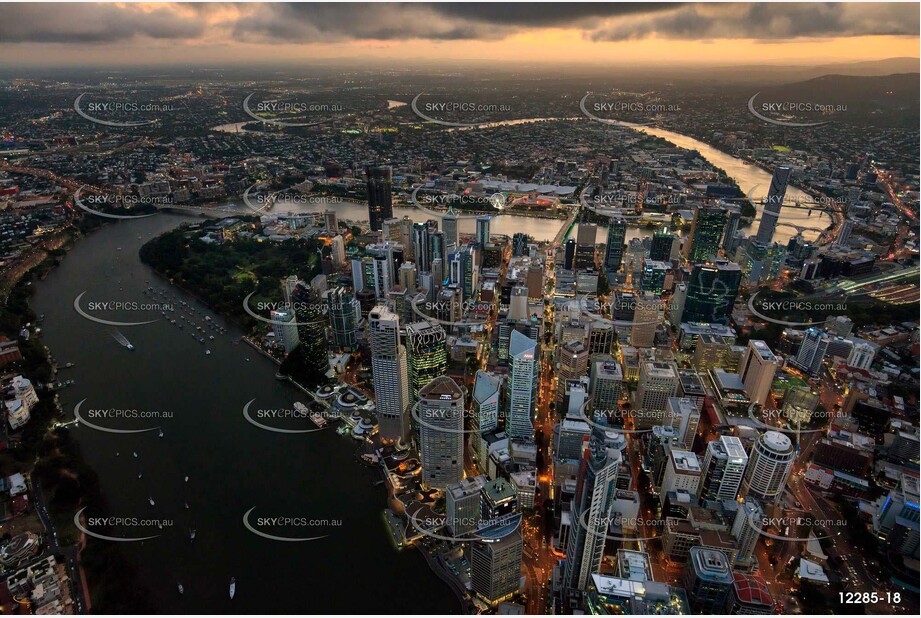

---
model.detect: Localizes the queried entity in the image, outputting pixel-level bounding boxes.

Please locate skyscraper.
[328,287,360,351]
[557,340,589,408]
[446,476,485,537]
[476,214,491,248]
[290,282,329,378]
[743,430,795,504]
[686,207,726,263]
[442,206,459,253]
[684,548,734,614]
[649,228,676,262]
[631,293,662,348]
[470,531,524,605]
[507,330,539,441]
[604,217,627,272]
[793,327,830,377]
[754,165,792,245]
[418,376,465,489]
[682,262,741,325]
[564,425,625,595]
[406,321,448,400]
[698,435,748,503]
[640,260,668,294]
[365,165,393,232]
[738,340,780,406]
[635,361,680,429]
[473,371,503,435]
[575,223,597,269]
[369,305,410,441]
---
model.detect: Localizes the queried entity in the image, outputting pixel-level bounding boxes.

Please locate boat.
[205,350,211,355]
[158,429,164,438]
[137,473,142,479]
[229,577,236,599]
[184,476,189,482]
[189,528,196,542]
[148,496,155,506]
[133,452,138,458]
[126,343,135,351]
[310,412,327,428]
[178,582,184,595]
[184,503,190,509]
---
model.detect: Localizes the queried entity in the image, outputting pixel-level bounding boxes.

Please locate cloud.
[0,3,204,43]
[0,2,916,46]
[587,3,920,41]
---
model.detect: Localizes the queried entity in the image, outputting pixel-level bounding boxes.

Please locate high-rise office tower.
[635,361,680,429]
[270,309,299,353]
[324,209,338,234]
[382,217,402,242]
[512,233,529,257]
[686,207,726,263]
[587,320,615,356]
[640,260,668,294]
[328,287,360,351]
[649,228,676,262]
[738,340,780,406]
[589,357,623,417]
[507,330,539,441]
[684,548,734,614]
[398,261,417,291]
[399,216,414,259]
[743,431,795,504]
[557,340,589,408]
[369,305,410,442]
[365,165,393,232]
[406,321,448,400]
[698,435,749,503]
[683,262,741,325]
[290,282,329,377]
[836,219,854,247]
[564,238,576,270]
[331,234,347,266]
[418,376,465,489]
[604,217,627,272]
[564,425,625,595]
[470,531,524,605]
[793,327,829,376]
[732,497,764,569]
[661,449,702,500]
[446,475,486,537]
[576,223,598,269]
[412,222,432,273]
[631,293,662,348]
[754,165,792,245]
[666,397,700,450]
[722,206,741,253]
[669,283,687,328]
[473,371,503,435]
[442,206,459,253]
[476,214,491,248]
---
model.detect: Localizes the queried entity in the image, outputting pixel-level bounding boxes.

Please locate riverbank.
[1,237,156,613]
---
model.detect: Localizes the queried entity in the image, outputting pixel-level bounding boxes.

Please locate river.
[213,116,831,245]
[32,214,459,614]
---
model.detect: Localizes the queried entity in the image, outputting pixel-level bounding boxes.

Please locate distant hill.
[755,73,919,127]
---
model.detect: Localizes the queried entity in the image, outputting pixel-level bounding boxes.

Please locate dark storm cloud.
[587,3,920,41]
[0,2,916,45]
[0,3,204,43]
